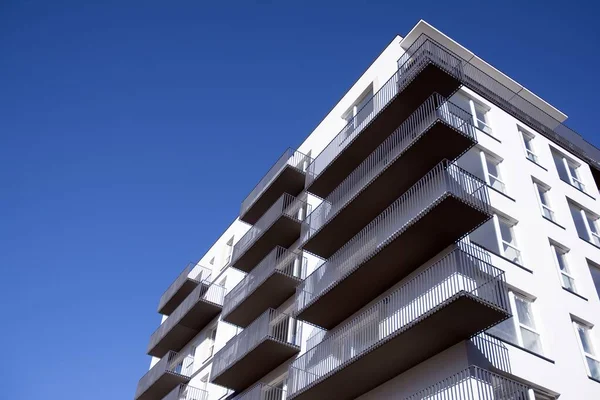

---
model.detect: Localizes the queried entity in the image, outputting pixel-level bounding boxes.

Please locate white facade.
[137,20,600,400]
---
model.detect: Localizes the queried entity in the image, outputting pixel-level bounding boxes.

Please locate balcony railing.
[222,246,306,327]
[158,263,212,315]
[241,148,312,223]
[134,351,194,400]
[211,309,301,391]
[148,282,226,357]
[288,245,509,399]
[231,193,310,272]
[402,366,530,400]
[302,93,476,252]
[401,33,600,171]
[163,384,209,400]
[232,382,287,400]
[296,161,490,325]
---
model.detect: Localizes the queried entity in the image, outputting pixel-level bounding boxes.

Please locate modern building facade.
[134,20,600,400]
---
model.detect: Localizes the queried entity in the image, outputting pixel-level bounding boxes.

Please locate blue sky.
[1,1,598,399]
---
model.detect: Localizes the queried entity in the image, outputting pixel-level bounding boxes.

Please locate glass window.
[553,149,586,192]
[498,216,521,264]
[484,154,506,193]
[551,244,576,292]
[535,182,555,221]
[589,261,600,301]
[521,129,538,163]
[205,328,217,361]
[574,321,600,380]
[569,202,600,246]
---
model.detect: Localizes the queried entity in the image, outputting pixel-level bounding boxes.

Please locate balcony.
[134,351,194,400]
[148,282,226,358]
[403,366,530,400]
[305,35,465,198]
[222,246,306,328]
[240,148,312,225]
[287,246,510,400]
[162,384,209,400]
[295,161,491,329]
[211,309,301,392]
[232,382,286,400]
[158,263,212,316]
[231,193,310,273]
[302,93,477,258]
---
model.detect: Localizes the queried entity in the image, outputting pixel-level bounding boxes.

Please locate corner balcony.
[240,148,312,225]
[305,34,465,198]
[231,193,310,273]
[134,351,193,400]
[148,282,226,358]
[287,246,510,400]
[222,246,306,328]
[302,93,477,258]
[232,382,286,400]
[158,263,212,316]
[403,366,530,400]
[295,161,491,329]
[162,384,209,400]
[211,309,301,392]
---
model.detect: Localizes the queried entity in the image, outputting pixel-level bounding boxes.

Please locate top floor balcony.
[134,351,194,400]
[240,148,312,225]
[231,193,310,273]
[158,263,212,316]
[231,382,286,400]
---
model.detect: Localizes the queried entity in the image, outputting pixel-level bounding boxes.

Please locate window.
[552,149,586,192]
[480,152,506,194]
[454,92,493,137]
[550,242,577,292]
[569,201,600,246]
[534,181,555,221]
[573,320,600,380]
[488,291,542,354]
[200,373,210,391]
[204,327,217,361]
[209,257,215,266]
[223,236,234,267]
[342,85,374,138]
[520,128,539,164]
[497,216,521,264]
[589,261,600,301]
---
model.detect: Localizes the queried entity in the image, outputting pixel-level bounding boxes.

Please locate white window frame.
[204,327,217,361]
[554,149,586,192]
[550,242,577,293]
[493,214,522,264]
[457,92,494,137]
[572,319,600,380]
[480,152,506,194]
[223,236,234,268]
[576,205,600,246]
[520,128,539,164]
[342,85,374,132]
[533,180,555,222]
[509,291,543,354]
[589,260,600,301]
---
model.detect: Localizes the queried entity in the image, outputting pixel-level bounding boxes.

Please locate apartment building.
[134,20,600,400]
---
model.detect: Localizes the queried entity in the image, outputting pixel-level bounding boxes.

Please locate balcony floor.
[211,339,300,392]
[241,166,306,225]
[158,280,201,316]
[296,195,490,329]
[223,272,302,328]
[136,372,190,400]
[303,120,475,258]
[308,63,461,198]
[233,217,303,273]
[290,293,508,400]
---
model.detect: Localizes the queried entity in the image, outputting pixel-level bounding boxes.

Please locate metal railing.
[401,33,600,171]
[302,93,476,242]
[402,366,529,400]
[232,382,287,400]
[296,161,490,313]
[212,309,301,380]
[163,384,209,400]
[158,263,212,313]
[148,282,226,353]
[223,247,307,318]
[135,351,194,400]
[470,333,512,374]
[288,245,509,397]
[241,148,312,218]
[232,193,310,267]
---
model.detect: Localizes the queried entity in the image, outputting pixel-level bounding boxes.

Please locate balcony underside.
[308,63,461,198]
[232,217,303,273]
[148,300,223,358]
[241,166,306,225]
[303,120,475,258]
[296,195,490,329]
[159,280,205,316]
[211,339,300,392]
[290,293,508,400]
[223,273,302,328]
[136,373,190,400]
